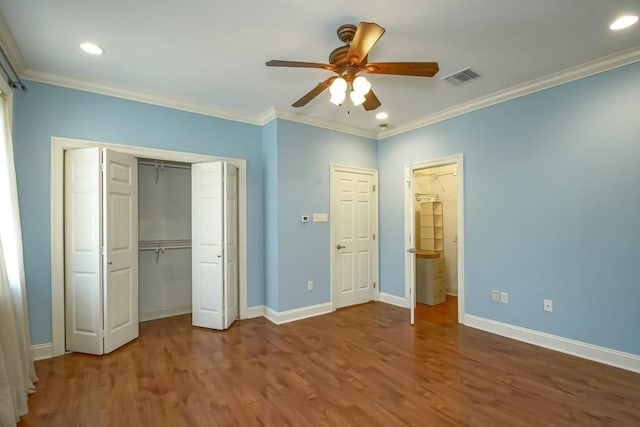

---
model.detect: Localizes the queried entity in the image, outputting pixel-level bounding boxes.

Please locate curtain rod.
[0,44,26,91]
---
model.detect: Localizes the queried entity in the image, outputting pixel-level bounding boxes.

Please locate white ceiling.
[0,0,639,136]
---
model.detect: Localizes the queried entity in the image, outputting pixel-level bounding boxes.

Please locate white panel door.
[192,162,224,329]
[332,170,375,309]
[103,148,139,353]
[223,163,239,328]
[64,148,103,355]
[408,169,416,325]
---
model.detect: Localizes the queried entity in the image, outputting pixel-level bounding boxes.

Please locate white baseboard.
[465,314,640,374]
[447,289,458,296]
[32,342,53,361]
[140,306,191,322]
[264,302,332,325]
[244,305,265,319]
[379,292,408,308]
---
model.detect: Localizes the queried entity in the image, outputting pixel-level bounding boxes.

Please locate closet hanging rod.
[139,245,191,251]
[138,159,192,170]
[139,239,192,250]
[139,239,191,244]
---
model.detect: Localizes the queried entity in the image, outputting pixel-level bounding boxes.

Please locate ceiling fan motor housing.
[337,24,357,43]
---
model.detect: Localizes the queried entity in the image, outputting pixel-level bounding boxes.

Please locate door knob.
[407,248,416,254]
[336,244,345,250]
[108,260,113,264]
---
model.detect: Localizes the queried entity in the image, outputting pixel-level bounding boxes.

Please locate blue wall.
[13,61,640,357]
[13,81,264,344]
[271,120,377,311]
[262,120,279,310]
[378,62,640,355]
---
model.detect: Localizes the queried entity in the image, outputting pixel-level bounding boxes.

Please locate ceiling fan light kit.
[267,21,439,112]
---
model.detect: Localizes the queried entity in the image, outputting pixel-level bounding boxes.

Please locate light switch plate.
[312,213,329,223]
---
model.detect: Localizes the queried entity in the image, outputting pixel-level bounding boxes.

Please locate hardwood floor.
[20,299,640,426]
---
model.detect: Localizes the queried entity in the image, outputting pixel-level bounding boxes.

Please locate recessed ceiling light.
[376,111,388,120]
[609,15,639,30]
[80,42,104,55]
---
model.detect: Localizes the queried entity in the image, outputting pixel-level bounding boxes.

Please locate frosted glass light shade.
[330,91,346,105]
[350,91,366,106]
[330,77,347,95]
[352,76,371,95]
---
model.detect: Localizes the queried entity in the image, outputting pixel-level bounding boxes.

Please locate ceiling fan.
[266,22,439,111]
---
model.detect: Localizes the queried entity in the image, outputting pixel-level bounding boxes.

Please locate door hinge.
[373,233,376,241]
[406,180,411,188]
[373,282,376,289]
[373,184,376,192]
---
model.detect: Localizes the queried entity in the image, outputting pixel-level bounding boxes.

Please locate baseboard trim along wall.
[264,302,332,325]
[379,292,408,308]
[139,306,192,322]
[36,305,638,373]
[465,314,640,374]
[245,305,266,319]
[32,343,53,361]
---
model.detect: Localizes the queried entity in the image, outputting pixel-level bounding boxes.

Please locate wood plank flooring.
[19,297,640,426]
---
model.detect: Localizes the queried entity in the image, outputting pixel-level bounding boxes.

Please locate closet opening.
[404,154,464,326]
[138,158,193,322]
[413,163,458,325]
[53,137,247,357]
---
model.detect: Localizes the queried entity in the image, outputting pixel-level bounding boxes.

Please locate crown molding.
[22,69,262,126]
[264,107,378,140]
[23,68,377,139]
[0,10,27,75]
[18,45,640,141]
[379,46,640,140]
[258,106,278,126]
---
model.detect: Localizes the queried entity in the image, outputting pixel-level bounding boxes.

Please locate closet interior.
[138,159,192,321]
[414,164,458,306]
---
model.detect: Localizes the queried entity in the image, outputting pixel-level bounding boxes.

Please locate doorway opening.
[405,155,464,325]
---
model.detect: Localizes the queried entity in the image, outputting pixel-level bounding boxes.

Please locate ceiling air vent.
[442,67,480,86]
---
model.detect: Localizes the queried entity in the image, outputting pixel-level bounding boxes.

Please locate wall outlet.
[307,280,313,291]
[491,290,500,303]
[544,299,553,312]
[500,292,509,304]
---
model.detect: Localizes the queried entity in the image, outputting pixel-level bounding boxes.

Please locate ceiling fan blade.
[266,60,336,71]
[292,76,337,107]
[346,22,385,65]
[365,62,440,77]
[362,89,381,111]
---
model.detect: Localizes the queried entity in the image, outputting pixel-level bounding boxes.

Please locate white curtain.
[0,92,37,426]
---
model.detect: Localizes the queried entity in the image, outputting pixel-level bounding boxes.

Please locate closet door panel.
[224,163,239,329]
[103,149,139,354]
[192,162,224,329]
[64,148,103,355]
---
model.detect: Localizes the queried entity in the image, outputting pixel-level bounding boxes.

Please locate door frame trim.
[51,136,249,357]
[404,154,465,324]
[329,164,379,312]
